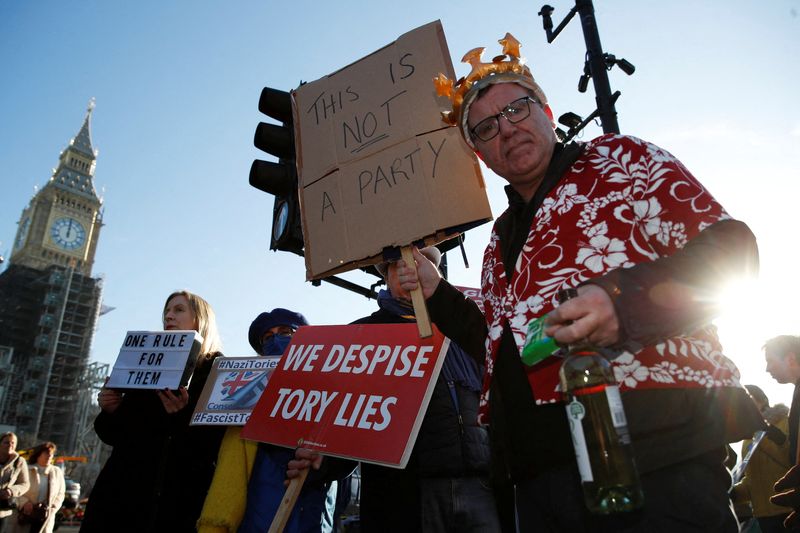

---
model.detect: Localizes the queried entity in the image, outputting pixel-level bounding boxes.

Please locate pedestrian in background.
[13,441,65,533]
[0,433,28,532]
[764,335,800,531]
[732,385,791,532]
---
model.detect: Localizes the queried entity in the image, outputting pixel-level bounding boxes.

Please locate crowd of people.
[13,32,793,533]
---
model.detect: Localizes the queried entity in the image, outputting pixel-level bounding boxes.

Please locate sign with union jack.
[191,356,280,425]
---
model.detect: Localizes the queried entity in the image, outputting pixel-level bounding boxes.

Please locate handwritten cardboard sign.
[107,330,201,390]
[240,324,450,468]
[191,356,281,426]
[293,20,492,279]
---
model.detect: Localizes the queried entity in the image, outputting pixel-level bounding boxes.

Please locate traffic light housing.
[249,87,304,254]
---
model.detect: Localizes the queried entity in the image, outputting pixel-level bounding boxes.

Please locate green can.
[521,316,560,366]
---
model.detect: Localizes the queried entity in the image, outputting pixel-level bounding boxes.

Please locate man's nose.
[498,114,517,136]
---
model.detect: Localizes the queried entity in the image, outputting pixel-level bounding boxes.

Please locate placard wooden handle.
[268,468,309,533]
[401,246,433,338]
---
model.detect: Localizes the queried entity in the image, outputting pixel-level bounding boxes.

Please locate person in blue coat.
[198,308,353,533]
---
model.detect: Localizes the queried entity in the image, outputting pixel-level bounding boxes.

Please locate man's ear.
[788,352,800,377]
[543,104,556,129]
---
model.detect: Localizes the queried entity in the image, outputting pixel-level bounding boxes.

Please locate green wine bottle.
[557,288,644,514]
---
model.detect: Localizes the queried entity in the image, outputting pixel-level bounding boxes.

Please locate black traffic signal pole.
[538,0,635,139]
[250,88,305,254]
[250,86,384,299]
[575,0,618,134]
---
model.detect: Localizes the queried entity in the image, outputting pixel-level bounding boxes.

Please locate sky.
[1,1,799,410]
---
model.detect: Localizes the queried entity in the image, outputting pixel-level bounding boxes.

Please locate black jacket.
[81,354,225,533]
[353,305,491,531]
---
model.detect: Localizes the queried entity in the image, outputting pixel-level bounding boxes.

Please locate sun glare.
[715,278,796,409]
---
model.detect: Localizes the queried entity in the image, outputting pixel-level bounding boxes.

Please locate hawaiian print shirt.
[479,134,743,411]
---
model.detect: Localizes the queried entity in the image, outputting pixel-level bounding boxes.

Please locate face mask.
[262,334,292,356]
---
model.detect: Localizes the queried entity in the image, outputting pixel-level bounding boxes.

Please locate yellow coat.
[196,427,259,533]
[733,416,792,518]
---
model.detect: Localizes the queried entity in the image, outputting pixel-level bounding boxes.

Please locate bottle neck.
[567,343,596,354]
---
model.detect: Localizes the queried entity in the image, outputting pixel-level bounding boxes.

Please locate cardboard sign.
[240,324,450,468]
[293,21,492,280]
[107,330,201,390]
[191,356,281,426]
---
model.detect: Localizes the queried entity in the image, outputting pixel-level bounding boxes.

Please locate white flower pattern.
[478,134,739,410]
[576,235,629,273]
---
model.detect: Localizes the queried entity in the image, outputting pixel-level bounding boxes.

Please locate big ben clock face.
[50,217,87,251]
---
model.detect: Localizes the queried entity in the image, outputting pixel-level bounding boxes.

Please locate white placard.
[107,330,201,390]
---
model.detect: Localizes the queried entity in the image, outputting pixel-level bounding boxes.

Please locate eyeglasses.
[470,96,536,142]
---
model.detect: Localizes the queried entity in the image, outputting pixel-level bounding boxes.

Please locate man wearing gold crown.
[398,34,765,532]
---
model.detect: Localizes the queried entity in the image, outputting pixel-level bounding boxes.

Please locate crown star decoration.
[434,33,531,126]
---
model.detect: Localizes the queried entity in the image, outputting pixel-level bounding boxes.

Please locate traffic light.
[249,87,304,254]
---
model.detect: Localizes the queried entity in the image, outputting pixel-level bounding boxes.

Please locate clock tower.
[10,99,103,275]
[0,100,105,451]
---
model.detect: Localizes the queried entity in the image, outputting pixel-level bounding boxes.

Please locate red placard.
[240,323,449,468]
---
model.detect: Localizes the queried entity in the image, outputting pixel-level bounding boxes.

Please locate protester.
[763,334,800,530]
[731,385,791,532]
[396,33,763,531]
[80,290,225,533]
[197,308,351,533]
[291,247,501,532]
[763,335,800,461]
[13,441,65,533]
[0,433,29,531]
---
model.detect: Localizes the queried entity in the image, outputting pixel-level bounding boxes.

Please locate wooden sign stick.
[268,468,309,533]
[401,246,433,338]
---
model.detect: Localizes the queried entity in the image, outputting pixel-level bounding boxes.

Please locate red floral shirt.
[479,135,743,416]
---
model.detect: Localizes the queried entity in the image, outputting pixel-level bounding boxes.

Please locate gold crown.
[434,33,532,126]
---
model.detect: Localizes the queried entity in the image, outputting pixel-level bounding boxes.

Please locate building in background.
[0,100,108,456]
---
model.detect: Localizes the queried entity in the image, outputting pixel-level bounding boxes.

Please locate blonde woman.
[81,291,226,533]
[13,442,65,533]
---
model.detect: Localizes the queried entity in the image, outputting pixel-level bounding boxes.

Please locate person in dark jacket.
[395,33,764,532]
[294,247,500,533]
[764,335,800,531]
[81,290,226,533]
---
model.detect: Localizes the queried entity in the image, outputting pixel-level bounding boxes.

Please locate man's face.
[467,83,557,200]
[765,347,800,384]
